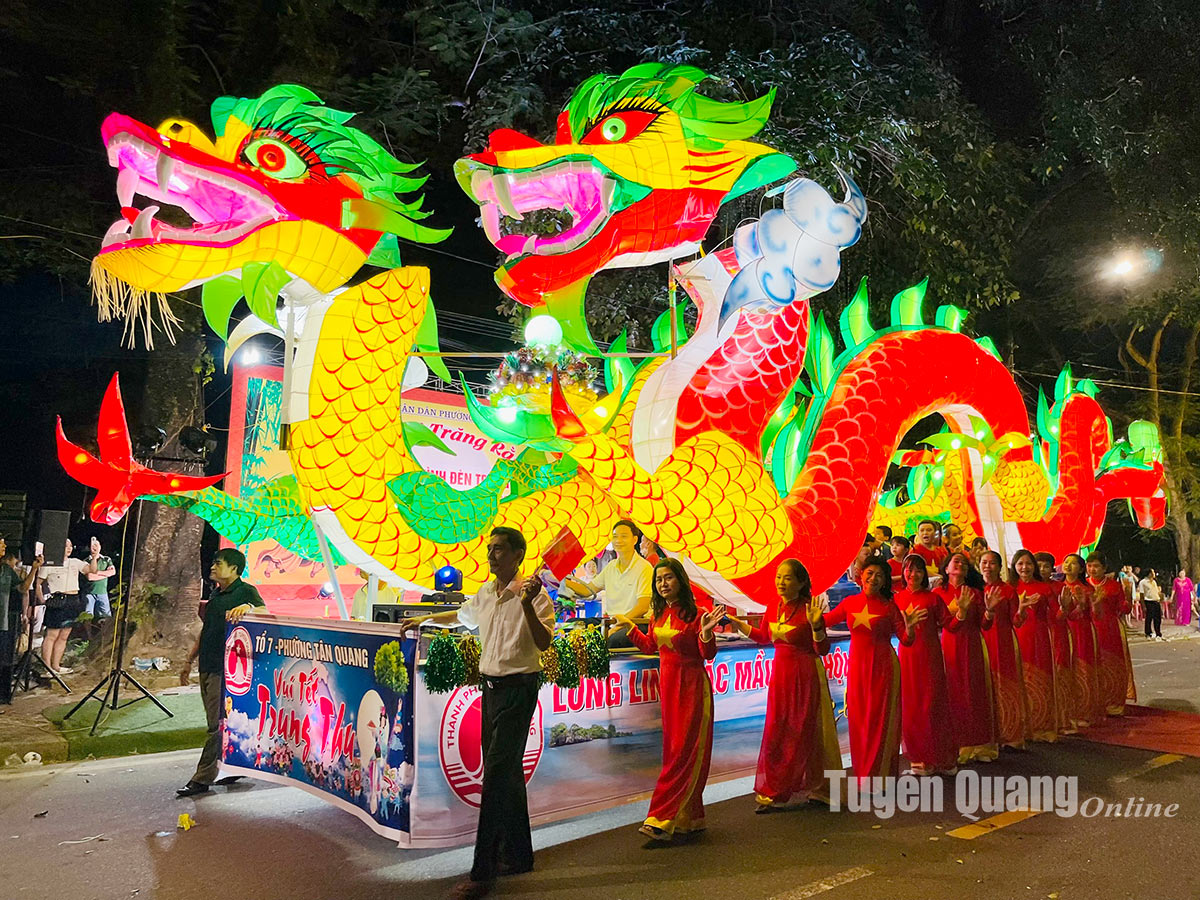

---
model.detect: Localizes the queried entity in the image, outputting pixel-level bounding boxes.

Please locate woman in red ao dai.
[1061,553,1104,728]
[935,551,999,763]
[893,554,958,774]
[1085,553,1136,716]
[726,559,841,812]
[979,550,1036,749]
[1034,552,1079,735]
[613,558,725,842]
[1010,549,1058,741]
[822,559,924,783]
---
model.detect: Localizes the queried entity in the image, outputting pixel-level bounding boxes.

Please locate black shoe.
[214,775,245,786]
[176,781,210,797]
[452,879,493,899]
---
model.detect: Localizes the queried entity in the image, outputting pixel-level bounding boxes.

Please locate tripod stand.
[12,611,71,694]
[62,583,173,735]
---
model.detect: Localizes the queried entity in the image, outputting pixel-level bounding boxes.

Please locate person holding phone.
[403,527,552,900]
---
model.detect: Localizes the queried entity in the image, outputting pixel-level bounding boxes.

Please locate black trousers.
[471,671,540,883]
[1144,600,1162,637]
[0,616,17,704]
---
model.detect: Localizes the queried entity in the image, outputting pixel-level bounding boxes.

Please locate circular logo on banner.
[224,626,254,695]
[439,685,544,807]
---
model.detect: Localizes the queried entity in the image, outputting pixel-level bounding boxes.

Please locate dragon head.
[91,84,448,343]
[455,63,795,307]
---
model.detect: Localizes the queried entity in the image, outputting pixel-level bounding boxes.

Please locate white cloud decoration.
[721,169,867,323]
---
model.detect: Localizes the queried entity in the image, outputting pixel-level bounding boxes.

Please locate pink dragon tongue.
[496,233,527,256]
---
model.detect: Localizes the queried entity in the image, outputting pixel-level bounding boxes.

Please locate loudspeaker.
[35,510,71,566]
[0,490,26,550]
[372,600,461,624]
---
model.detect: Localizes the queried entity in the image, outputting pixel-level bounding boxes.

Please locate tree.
[974,0,1200,571]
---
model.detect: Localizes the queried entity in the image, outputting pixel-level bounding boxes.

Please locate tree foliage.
[978,0,1200,570]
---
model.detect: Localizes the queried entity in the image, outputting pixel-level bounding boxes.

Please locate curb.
[0,712,70,765]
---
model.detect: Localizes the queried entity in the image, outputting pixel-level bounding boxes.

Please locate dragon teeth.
[481,204,501,244]
[101,219,132,249]
[492,174,523,221]
[156,153,175,194]
[131,205,159,240]
[601,178,615,211]
[117,166,138,208]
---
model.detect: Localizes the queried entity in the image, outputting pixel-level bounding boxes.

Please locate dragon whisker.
[89,258,181,349]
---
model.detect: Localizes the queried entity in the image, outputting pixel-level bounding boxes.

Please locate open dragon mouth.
[99,131,286,253]
[467,160,615,260]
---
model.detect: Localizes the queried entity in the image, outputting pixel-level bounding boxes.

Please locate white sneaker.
[56,665,74,674]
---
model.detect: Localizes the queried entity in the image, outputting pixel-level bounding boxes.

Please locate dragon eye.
[581,110,658,145]
[601,118,626,142]
[243,137,309,178]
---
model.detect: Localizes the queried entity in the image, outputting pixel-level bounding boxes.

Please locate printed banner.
[408,636,854,848]
[219,616,417,843]
[220,621,859,848]
[401,388,523,488]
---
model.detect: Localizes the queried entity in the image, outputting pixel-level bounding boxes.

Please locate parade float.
[57,65,1166,844]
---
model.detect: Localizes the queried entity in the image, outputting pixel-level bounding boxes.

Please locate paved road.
[1,637,1196,900]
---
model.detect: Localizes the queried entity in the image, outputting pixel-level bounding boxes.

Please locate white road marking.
[770,866,874,899]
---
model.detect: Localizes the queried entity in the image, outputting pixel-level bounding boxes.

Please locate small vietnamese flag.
[541,526,586,580]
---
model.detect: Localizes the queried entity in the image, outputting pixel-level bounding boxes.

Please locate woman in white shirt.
[38,539,96,674]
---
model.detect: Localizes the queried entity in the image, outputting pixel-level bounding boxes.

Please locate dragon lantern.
[59,65,1165,607]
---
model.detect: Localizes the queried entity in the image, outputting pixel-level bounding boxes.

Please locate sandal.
[638,824,671,841]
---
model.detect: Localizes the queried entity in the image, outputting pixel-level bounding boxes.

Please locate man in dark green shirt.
[82,536,116,620]
[177,547,265,797]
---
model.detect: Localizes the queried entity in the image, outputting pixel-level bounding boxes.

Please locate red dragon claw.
[57,373,226,524]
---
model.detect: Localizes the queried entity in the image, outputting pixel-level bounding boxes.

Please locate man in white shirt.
[562,520,651,647]
[1138,568,1163,640]
[38,538,97,675]
[404,527,552,899]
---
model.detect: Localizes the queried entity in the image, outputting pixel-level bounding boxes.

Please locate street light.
[1104,248,1163,281]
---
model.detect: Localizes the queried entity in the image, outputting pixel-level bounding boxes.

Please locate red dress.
[823,592,911,782]
[1044,581,1078,734]
[1013,579,1058,742]
[747,600,841,804]
[936,583,998,763]
[895,588,957,773]
[982,582,1030,748]
[1089,578,1135,715]
[628,607,718,835]
[1062,582,1103,728]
